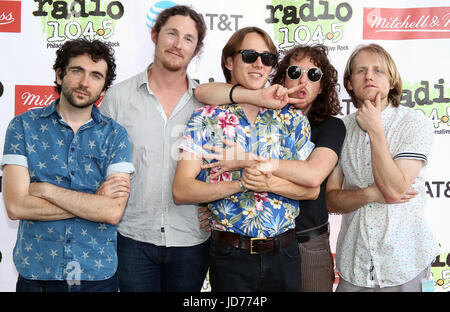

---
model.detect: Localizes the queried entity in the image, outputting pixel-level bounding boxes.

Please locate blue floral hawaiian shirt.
[179,104,313,238]
[1,100,135,281]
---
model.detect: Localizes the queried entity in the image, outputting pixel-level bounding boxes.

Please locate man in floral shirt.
[172,27,315,291]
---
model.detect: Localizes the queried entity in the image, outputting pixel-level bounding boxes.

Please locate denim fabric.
[116,233,210,292]
[209,237,301,292]
[2,100,134,281]
[16,273,118,292]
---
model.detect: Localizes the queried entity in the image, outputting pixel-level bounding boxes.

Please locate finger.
[222,138,237,147]
[374,92,381,109]
[286,96,306,104]
[202,144,224,154]
[202,152,223,160]
[245,167,263,176]
[210,168,227,180]
[200,162,220,169]
[286,84,302,94]
[275,85,289,98]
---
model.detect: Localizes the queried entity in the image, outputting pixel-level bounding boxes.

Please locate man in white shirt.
[326,43,440,291]
[99,5,210,292]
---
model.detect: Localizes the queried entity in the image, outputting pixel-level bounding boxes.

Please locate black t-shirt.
[295,116,346,231]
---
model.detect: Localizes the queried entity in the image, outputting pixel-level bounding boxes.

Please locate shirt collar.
[139,63,198,95]
[39,98,108,124]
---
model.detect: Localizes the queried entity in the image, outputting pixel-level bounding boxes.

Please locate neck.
[56,98,93,133]
[239,103,260,125]
[148,62,189,91]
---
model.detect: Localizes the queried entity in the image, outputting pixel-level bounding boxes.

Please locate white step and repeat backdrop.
[0,0,449,292]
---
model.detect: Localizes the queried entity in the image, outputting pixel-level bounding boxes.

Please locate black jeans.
[209,237,301,292]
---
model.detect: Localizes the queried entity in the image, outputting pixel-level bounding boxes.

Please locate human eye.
[91,73,102,81]
[69,67,83,76]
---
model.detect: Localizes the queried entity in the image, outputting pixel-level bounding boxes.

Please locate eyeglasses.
[286,65,323,82]
[237,49,278,67]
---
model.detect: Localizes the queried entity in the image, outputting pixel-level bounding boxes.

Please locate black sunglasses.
[237,49,278,67]
[286,65,323,82]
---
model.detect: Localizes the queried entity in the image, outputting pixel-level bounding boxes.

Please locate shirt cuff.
[106,162,135,177]
[1,154,28,169]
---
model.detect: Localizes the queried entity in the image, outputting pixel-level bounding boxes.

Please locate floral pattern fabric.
[179,104,314,238]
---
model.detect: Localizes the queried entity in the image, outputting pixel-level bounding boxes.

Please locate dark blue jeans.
[209,237,301,292]
[116,232,210,292]
[16,273,118,292]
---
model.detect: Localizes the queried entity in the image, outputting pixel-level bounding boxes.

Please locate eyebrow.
[166,27,196,39]
[68,65,105,78]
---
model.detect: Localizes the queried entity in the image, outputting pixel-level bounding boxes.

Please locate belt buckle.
[249,237,266,255]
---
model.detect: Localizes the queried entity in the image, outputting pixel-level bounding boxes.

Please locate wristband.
[229,84,241,104]
[238,180,248,192]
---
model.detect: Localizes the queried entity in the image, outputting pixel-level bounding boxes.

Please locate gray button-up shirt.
[100,65,210,247]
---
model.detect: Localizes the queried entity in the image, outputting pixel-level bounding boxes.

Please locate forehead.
[290,55,318,68]
[67,53,107,74]
[239,32,270,52]
[161,14,198,37]
[352,50,387,68]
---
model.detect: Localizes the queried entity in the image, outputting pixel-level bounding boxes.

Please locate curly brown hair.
[271,44,340,128]
[53,39,116,95]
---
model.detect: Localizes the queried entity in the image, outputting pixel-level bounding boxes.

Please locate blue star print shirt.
[1,100,135,281]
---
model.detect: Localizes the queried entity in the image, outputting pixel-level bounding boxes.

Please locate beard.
[161,57,185,72]
[61,83,102,109]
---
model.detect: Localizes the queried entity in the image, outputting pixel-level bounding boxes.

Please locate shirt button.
[71,171,75,175]
[71,147,75,152]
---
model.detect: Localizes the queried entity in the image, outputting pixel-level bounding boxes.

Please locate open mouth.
[296,90,307,99]
[248,72,262,78]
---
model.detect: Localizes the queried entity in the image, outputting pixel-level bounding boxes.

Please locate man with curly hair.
[2,39,135,292]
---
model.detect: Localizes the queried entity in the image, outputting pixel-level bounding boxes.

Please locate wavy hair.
[271,44,340,128]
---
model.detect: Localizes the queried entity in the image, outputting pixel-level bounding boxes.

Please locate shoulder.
[322,116,345,129]
[98,111,129,138]
[393,105,432,130]
[317,116,346,136]
[105,71,145,97]
[341,112,357,128]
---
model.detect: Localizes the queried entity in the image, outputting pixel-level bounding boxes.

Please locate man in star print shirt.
[1,39,135,292]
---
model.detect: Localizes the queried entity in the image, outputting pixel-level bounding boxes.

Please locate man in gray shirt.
[99,5,209,292]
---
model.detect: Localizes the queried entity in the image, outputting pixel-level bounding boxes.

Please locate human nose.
[79,73,90,87]
[365,69,374,80]
[252,55,263,68]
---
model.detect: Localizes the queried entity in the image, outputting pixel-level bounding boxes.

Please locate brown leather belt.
[211,229,296,255]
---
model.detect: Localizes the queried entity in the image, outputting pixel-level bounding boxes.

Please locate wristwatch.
[238,180,248,192]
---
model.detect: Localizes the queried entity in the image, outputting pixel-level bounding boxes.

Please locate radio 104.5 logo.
[32,0,124,48]
[266,0,353,50]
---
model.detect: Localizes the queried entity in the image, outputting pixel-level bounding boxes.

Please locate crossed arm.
[172,149,319,204]
[326,96,423,213]
[3,164,130,225]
